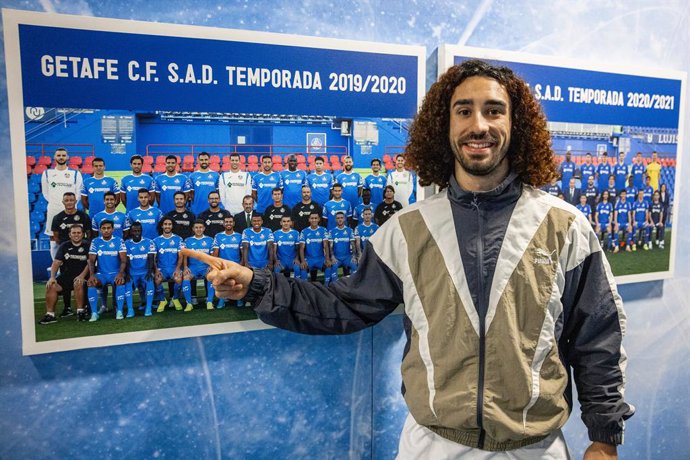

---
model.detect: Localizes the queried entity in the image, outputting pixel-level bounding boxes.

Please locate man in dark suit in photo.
[563,177,581,205]
[233,195,257,233]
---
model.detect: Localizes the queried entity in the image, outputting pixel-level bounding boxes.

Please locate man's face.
[315,160,324,173]
[224,217,235,232]
[242,198,254,213]
[130,225,142,241]
[262,157,272,172]
[566,152,571,162]
[272,190,282,204]
[54,150,68,166]
[602,191,609,202]
[138,192,150,208]
[579,195,587,205]
[332,186,342,200]
[93,161,105,176]
[588,177,594,187]
[230,155,240,170]
[104,195,116,210]
[62,194,76,210]
[635,154,642,164]
[162,220,173,234]
[569,178,575,189]
[585,155,592,165]
[384,187,394,200]
[371,161,381,173]
[646,177,651,186]
[131,158,143,174]
[288,156,297,170]
[653,192,660,203]
[281,217,291,230]
[308,214,320,227]
[166,158,177,173]
[251,216,263,231]
[362,189,371,204]
[193,223,205,237]
[336,214,345,226]
[69,226,84,244]
[609,176,615,185]
[619,153,625,163]
[344,157,353,171]
[362,209,372,224]
[198,155,210,170]
[100,223,113,239]
[638,191,645,201]
[448,76,511,180]
[208,193,220,209]
[652,152,658,162]
[620,191,627,201]
[174,194,186,209]
[301,187,312,202]
[395,156,405,170]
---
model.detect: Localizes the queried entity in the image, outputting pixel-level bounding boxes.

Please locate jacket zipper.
[472,195,487,449]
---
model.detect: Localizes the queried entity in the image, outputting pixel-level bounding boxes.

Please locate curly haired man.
[199,59,633,459]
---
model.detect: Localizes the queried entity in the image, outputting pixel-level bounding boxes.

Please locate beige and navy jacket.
[250,173,633,450]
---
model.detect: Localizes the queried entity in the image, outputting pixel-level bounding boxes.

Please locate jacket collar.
[447,171,522,208]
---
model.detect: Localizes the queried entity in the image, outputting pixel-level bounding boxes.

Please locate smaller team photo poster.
[3,9,425,354]
[439,45,686,284]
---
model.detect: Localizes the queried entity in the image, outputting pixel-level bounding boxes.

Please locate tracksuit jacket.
[247,172,634,451]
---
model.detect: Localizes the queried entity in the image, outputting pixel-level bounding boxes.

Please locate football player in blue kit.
[125,188,163,240]
[272,216,301,278]
[306,156,333,206]
[281,155,307,208]
[579,153,596,188]
[241,214,275,270]
[335,156,363,210]
[153,217,187,312]
[183,220,216,311]
[328,212,358,283]
[120,155,155,213]
[648,191,665,249]
[613,152,629,195]
[558,151,576,191]
[80,157,120,217]
[576,194,593,226]
[298,212,333,284]
[322,183,352,230]
[155,155,192,214]
[632,190,651,250]
[87,220,128,321]
[612,189,633,252]
[631,152,646,190]
[124,222,156,317]
[642,176,654,203]
[189,152,220,215]
[252,156,283,214]
[354,208,378,257]
[363,158,386,208]
[212,216,243,308]
[352,188,375,229]
[595,190,614,251]
[92,192,128,238]
[596,152,612,194]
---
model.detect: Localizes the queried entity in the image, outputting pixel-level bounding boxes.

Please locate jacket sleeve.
[248,241,403,335]
[560,226,634,445]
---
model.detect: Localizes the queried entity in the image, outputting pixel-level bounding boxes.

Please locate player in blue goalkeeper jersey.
[212,216,243,308]
[125,188,163,240]
[153,217,187,312]
[183,220,216,311]
[124,222,156,317]
[298,212,333,285]
[632,190,651,250]
[87,220,127,321]
[612,189,633,252]
[595,190,614,251]
[272,216,301,278]
[329,212,358,283]
[241,214,275,269]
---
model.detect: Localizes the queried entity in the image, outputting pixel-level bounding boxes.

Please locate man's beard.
[451,133,506,177]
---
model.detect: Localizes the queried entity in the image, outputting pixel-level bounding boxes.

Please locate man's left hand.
[583,442,617,459]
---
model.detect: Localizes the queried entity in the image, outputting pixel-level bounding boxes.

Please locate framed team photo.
[4,9,425,354]
[438,45,686,284]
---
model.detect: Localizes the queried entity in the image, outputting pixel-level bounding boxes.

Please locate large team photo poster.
[4,9,424,354]
[439,45,686,284]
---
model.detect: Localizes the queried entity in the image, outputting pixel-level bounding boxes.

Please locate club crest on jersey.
[64,253,70,259]
[74,215,80,221]
[78,247,84,252]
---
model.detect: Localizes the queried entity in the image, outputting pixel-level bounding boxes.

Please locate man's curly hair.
[405,59,557,190]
